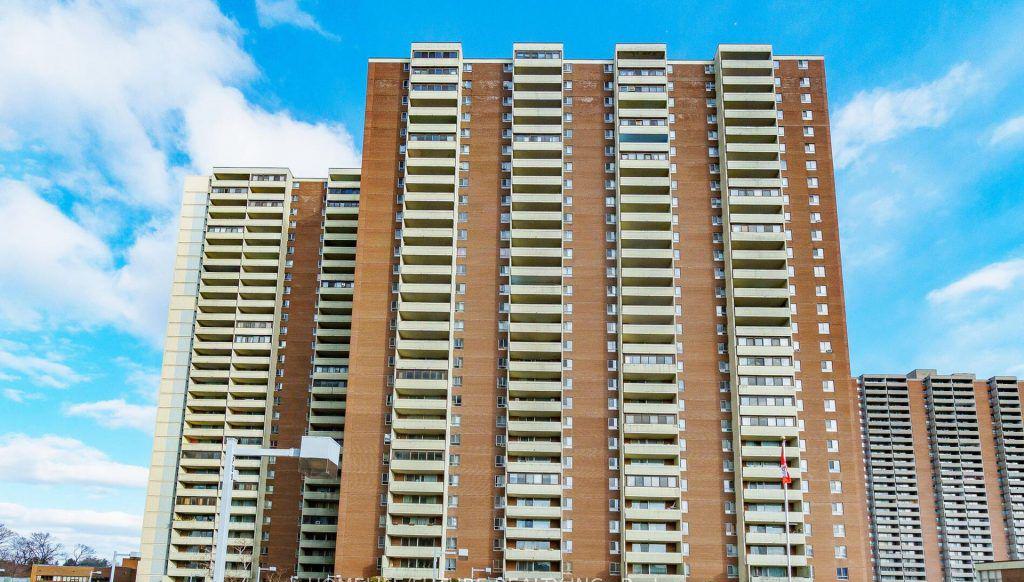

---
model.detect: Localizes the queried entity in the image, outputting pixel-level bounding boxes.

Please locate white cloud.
[0,179,175,341]
[832,63,982,168]
[0,338,86,389]
[185,85,359,177]
[0,0,254,210]
[255,0,337,39]
[927,258,1024,303]
[0,0,360,344]
[64,399,156,432]
[990,114,1024,146]
[920,258,1024,376]
[3,388,42,403]
[0,501,141,556]
[0,434,148,489]
[114,357,162,401]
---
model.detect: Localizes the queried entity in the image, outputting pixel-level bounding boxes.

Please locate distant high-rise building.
[139,42,870,582]
[858,370,1024,582]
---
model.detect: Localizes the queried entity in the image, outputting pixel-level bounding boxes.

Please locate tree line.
[0,523,110,569]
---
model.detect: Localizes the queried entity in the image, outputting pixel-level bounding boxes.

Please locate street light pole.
[212,436,340,582]
[109,549,135,582]
[433,548,462,582]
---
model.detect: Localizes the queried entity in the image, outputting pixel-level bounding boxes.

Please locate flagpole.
[784,476,791,582]
[782,441,792,582]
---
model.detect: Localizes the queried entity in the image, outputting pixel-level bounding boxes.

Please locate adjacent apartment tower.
[859,371,1024,582]
[139,42,869,582]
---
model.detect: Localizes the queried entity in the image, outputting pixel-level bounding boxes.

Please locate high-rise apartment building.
[139,168,361,582]
[139,42,870,582]
[858,371,1024,582]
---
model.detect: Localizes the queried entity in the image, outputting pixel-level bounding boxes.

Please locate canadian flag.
[780,444,792,486]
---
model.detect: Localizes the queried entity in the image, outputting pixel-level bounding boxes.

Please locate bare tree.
[65,544,97,566]
[223,544,254,582]
[193,543,255,582]
[0,523,16,562]
[262,567,286,582]
[11,532,64,565]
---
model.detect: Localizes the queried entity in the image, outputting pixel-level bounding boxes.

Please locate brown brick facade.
[450,61,506,576]
[263,180,326,576]
[561,62,616,579]
[775,58,871,581]
[671,61,735,581]
[335,62,405,577]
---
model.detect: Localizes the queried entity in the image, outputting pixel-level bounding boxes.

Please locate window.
[807,177,819,188]
[825,419,838,432]
[801,93,811,103]
[798,59,809,69]
[803,126,815,137]
[828,460,841,472]
[837,567,849,580]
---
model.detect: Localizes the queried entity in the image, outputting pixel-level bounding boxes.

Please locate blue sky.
[0,0,1022,556]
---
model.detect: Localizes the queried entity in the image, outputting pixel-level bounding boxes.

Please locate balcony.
[387,502,444,517]
[381,567,436,580]
[507,420,561,435]
[505,504,561,519]
[504,527,561,540]
[385,523,442,537]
